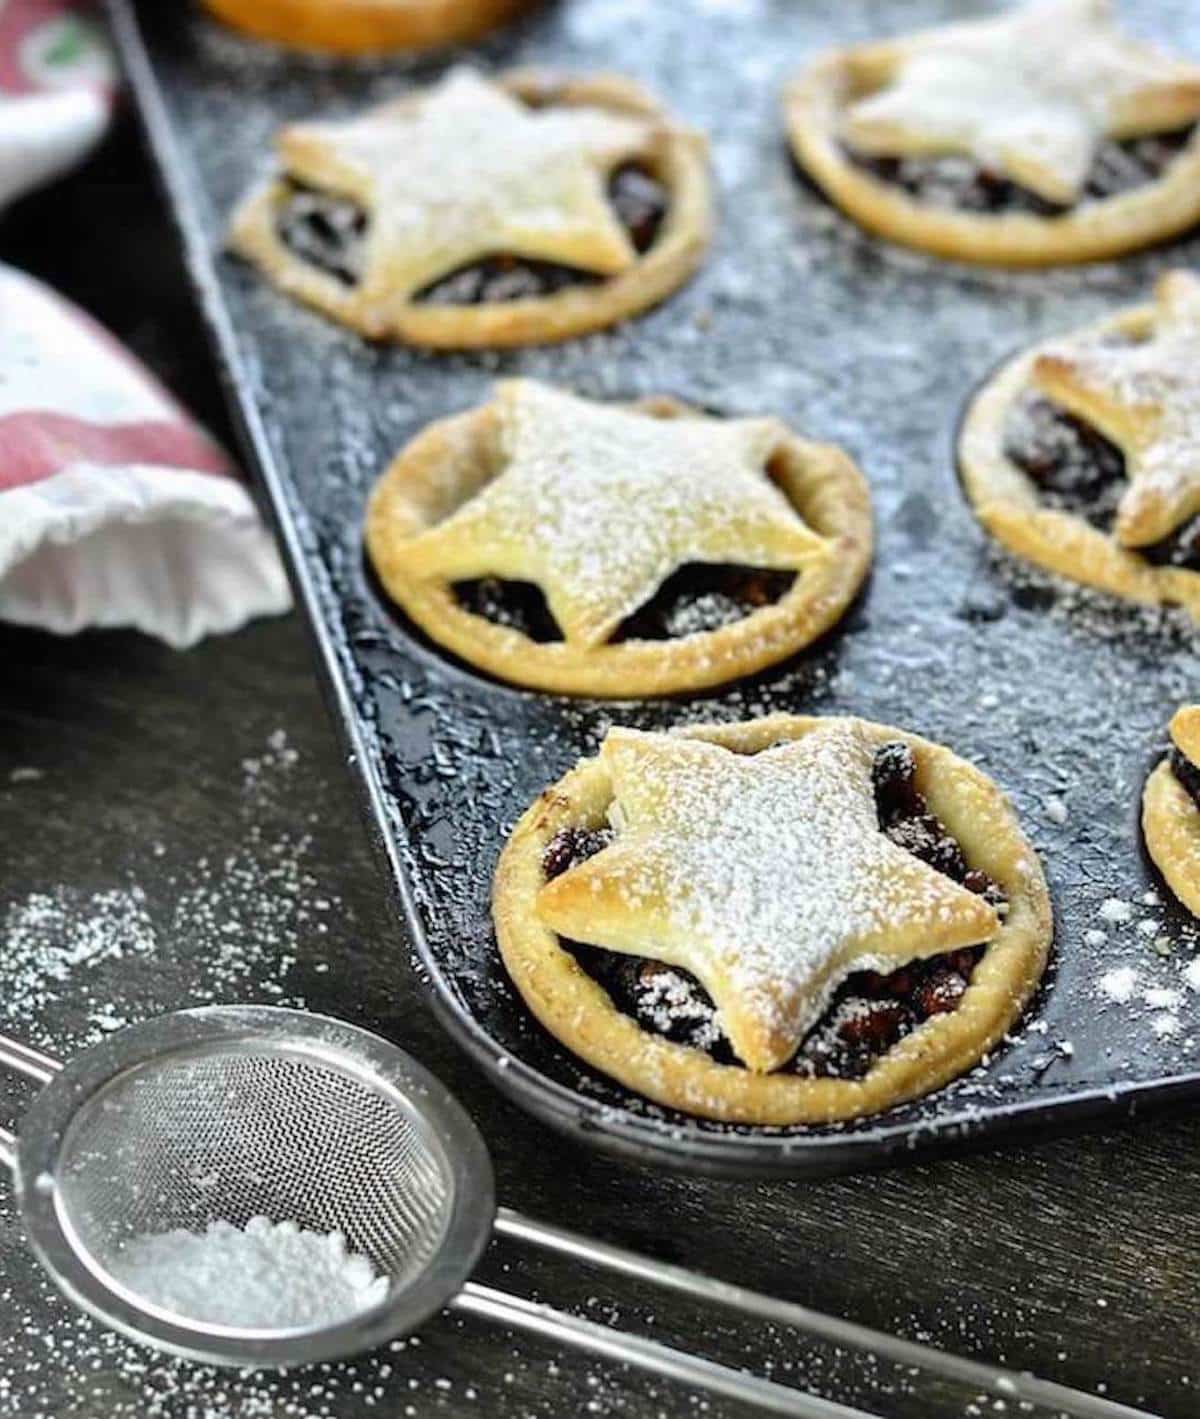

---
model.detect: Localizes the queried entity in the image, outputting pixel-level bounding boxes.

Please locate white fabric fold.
[0,87,108,209]
[0,463,292,647]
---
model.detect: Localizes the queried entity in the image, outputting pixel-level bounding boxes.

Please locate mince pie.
[1143,705,1200,920]
[493,715,1051,1125]
[960,270,1200,618]
[202,0,531,53]
[784,0,1200,266]
[365,380,872,697]
[229,68,710,347]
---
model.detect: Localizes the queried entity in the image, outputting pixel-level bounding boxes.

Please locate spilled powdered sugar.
[1089,890,1200,1047]
[1099,897,1135,925]
[1098,965,1138,1004]
[2,887,157,1031]
[2,729,321,1053]
[109,1218,387,1330]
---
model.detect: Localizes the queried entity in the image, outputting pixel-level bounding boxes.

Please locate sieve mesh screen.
[53,1047,453,1320]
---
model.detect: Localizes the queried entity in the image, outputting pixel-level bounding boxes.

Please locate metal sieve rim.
[13,1006,496,1368]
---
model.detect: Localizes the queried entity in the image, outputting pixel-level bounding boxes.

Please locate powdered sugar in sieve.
[109,1217,388,1330]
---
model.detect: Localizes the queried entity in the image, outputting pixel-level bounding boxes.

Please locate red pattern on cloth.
[0,411,231,491]
[3,276,239,490]
[0,0,110,96]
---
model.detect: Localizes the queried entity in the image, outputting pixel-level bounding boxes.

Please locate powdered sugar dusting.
[842,0,1198,204]
[249,68,651,300]
[1039,273,1200,545]
[636,965,725,1051]
[0,725,389,1415]
[1144,986,1183,1009]
[408,379,819,647]
[1099,897,1135,924]
[29,0,1199,1410]
[593,722,995,1063]
[1151,1011,1182,1038]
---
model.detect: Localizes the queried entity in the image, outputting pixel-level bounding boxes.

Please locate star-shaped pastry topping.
[399,380,829,648]
[536,723,1000,1073]
[841,0,1200,205]
[276,68,656,302]
[1033,270,1200,547]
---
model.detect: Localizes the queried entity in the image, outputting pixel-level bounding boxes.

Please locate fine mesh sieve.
[1,1008,492,1369]
[56,1050,450,1304]
[56,1044,451,1288]
[0,1007,1153,1419]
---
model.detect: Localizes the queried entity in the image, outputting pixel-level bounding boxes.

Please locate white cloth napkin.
[0,264,292,646]
[0,0,114,209]
[0,3,292,646]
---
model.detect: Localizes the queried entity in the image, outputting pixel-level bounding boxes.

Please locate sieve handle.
[494,1207,1152,1419]
[452,1281,878,1418]
[0,1035,62,1173]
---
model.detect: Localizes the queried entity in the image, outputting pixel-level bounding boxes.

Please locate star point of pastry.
[398,380,830,648]
[275,68,655,302]
[1032,270,1200,547]
[536,723,1000,1073]
[841,0,1200,205]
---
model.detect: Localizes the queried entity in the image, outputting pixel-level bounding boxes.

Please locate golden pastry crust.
[1144,705,1200,919]
[365,389,872,698]
[1142,760,1200,920]
[229,71,711,347]
[959,294,1200,618]
[493,714,1052,1126]
[783,39,1200,268]
[202,0,530,53]
[1170,705,1200,768]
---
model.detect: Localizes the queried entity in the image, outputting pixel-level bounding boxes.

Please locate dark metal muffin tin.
[110,0,1200,1177]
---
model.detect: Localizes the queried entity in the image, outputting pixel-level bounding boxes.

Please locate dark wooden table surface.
[0,104,1196,1419]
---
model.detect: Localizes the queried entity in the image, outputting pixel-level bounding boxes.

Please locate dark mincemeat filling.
[1003,395,1200,570]
[454,578,561,644]
[1169,746,1200,809]
[275,182,366,286]
[418,165,667,304]
[845,125,1196,217]
[275,163,668,300]
[454,565,797,645]
[540,741,1007,1081]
